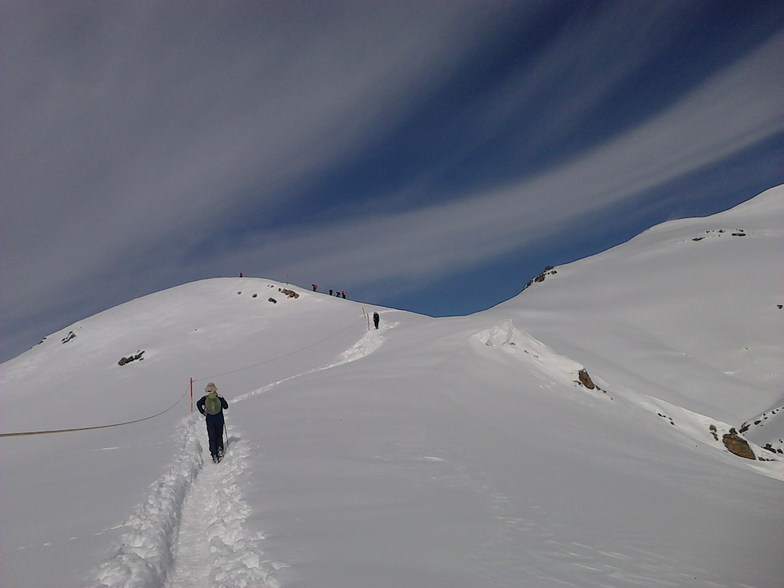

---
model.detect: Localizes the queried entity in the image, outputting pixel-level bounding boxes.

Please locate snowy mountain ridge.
[1,186,783,587]
[499,186,784,431]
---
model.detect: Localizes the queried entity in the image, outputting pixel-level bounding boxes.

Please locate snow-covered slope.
[1,186,782,588]
[493,185,784,445]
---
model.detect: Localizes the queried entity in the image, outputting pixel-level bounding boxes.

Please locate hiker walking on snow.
[197,382,228,463]
[373,312,380,329]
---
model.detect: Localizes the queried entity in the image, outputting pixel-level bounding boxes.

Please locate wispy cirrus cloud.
[2,1,783,361]
[2,2,511,318]
[197,28,784,293]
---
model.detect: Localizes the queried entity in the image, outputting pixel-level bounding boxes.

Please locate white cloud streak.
[2,2,782,360]
[211,29,784,290]
[1,1,514,315]
[467,1,693,146]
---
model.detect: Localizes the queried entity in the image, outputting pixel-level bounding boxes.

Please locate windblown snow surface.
[1,186,783,588]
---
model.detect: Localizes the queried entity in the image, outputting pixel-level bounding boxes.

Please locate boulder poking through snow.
[577,368,596,389]
[521,266,558,291]
[722,429,755,460]
[118,350,145,366]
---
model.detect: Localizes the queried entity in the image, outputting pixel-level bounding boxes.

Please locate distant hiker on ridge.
[197,382,229,463]
[373,312,380,329]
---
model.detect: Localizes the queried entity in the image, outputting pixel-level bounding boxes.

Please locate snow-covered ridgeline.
[2,186,783,588]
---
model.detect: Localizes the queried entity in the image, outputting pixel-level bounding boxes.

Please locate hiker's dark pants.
[205,414,225,457]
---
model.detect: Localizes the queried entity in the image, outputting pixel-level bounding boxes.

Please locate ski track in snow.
[94,322,391,587]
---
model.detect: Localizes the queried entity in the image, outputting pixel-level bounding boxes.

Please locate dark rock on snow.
[577,368,596,390]
[118,350,145,366]
[722,429,755,460]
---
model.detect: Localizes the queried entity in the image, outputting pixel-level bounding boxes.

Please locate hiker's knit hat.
[205,382,217,393]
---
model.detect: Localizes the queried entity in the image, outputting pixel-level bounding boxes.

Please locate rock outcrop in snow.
[520,265,558,291]
[721,428,756,460]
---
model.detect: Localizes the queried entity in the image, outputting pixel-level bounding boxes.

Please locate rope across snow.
[93,318,393,587]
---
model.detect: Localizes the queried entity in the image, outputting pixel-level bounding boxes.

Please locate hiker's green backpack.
[204,392,222,415]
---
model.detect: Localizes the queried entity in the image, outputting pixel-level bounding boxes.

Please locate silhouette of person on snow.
[373,312,380,329]
[197,382,229,463]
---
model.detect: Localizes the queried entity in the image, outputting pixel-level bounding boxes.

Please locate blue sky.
[2,1,783,362]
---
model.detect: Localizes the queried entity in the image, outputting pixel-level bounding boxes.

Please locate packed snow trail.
[233,318,396,403]
[95,420,203,587]
[167,324,392,586]
[166,423,276,588]
[94,320,391,587]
